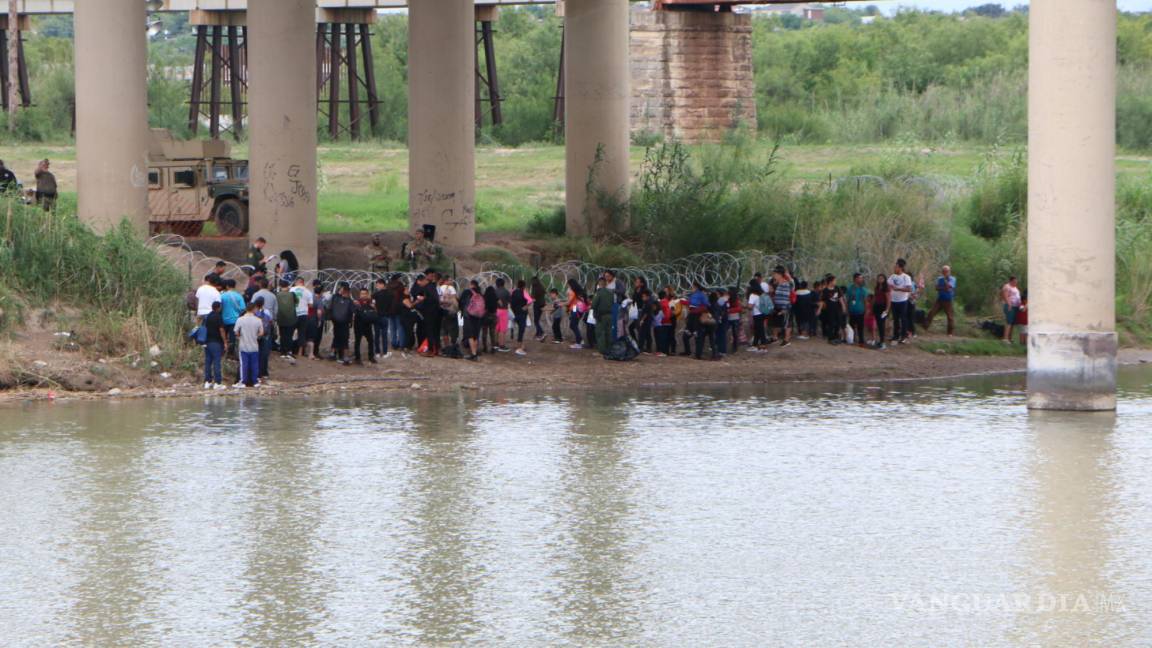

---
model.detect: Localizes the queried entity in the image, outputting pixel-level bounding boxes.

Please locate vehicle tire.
[214,199,249,237]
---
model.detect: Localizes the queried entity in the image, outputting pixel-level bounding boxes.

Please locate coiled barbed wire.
[149,235,902,296]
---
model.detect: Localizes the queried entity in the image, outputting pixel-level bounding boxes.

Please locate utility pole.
[6,0,17,133]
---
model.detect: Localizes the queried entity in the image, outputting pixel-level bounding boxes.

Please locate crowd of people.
[188,241,1029,390]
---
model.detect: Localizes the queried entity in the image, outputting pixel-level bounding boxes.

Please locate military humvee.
[147,128,249,237]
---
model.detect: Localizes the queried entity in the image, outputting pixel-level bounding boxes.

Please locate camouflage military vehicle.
[147,128,250,237]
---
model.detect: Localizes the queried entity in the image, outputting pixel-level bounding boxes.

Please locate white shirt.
[291,286,313,317]
[748,293,760,310]
[888,273,913,303]
[195,284,221,316]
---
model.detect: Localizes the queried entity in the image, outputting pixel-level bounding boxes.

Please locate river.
[2,369,1151,646]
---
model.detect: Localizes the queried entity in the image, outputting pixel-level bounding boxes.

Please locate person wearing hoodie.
[353,287,378,364]
[328,282,355,365]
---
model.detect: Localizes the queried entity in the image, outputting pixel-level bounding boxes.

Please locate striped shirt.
[773,281,793,309]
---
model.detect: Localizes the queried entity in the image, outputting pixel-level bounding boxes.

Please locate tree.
[968,4,1006,18]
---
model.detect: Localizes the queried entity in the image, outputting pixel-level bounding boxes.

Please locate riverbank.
[7,331,1148,406]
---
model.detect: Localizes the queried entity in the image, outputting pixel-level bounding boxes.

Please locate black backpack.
[604,337,640,362]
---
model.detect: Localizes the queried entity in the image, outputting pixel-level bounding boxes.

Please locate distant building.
[742,3,827,20]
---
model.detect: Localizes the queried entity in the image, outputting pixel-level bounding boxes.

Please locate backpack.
[330,296,354,324]
[605,336,640,362]
[758,294,775,316]
[466,290,486,318]
[441,291,460,315]
[356,302,379,325]
[276,291,298,327]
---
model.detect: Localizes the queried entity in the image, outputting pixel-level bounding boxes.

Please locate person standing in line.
[509,279,531,356]
[747,283,766,349]
[253,276,278,353]
[566,279,586,349]
[923,265,958,337]
[887,259,914,344]
[202,301,227,390]
[771,266,794,347]
[233,302,264,389]
[372,278,392,358]
[591,277,615,357]
[872,274,891,350]
[530,277,548,341]
[460,280,485,361]
[482,283,500,354]
[817,274,844,344]
[33,159,57,211]
[547,288,565,344]
[253,296,274,383]
[195,274,222,321]
[654,290,673,356]
[328,282,355,365]
[386,276,407,353]
[846,272,870,348]
[1001,276,1022,344]
[352,287,378,365]
[275,279,299,358]
[415,270,443,357]
[289,277,313,356]
[220,279,246,356]
[439,277,460,350]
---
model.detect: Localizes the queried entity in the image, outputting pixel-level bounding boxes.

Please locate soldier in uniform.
[363,234,391,273]
[405,229,436,270]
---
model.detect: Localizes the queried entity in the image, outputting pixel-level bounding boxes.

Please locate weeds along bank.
[0,198,193,386]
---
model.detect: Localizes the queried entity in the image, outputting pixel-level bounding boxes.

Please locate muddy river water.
[2,370,1151,646]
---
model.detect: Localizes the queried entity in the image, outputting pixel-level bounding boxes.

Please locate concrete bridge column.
[1027,0,1117,411]
[564,0,631,237]
[248,0,318,269]
[74,0,149,234]
[408,0,476,248]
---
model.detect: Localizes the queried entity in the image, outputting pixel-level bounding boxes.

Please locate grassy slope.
[4,141,1151,235]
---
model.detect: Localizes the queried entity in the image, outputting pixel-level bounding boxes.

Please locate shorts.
[774,308,792,328]
[442,312,460,338]
[496,309,510,333]
[1017,324,1028,335]
[1003,305,1020,326]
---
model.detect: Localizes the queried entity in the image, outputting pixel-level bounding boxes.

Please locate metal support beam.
[187,25,206,133]
[345,22,361,139]
[359,22,380,135]
[475,19,502,128]
[227,24,243,136]
[0,19,31,112]
[208,24,223,138]
[553,24,565,125]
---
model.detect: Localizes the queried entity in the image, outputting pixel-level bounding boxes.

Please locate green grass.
[918,339,1027,357]
[5,140,1152,237]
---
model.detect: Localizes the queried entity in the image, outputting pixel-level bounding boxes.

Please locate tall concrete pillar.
[565,0,631,237]
[1027,0,1117,411]
[248,0,318,268]
[74,0,149,234]
[408,0,476,248]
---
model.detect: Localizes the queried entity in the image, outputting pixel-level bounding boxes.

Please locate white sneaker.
[212,383,226,391]
[233,383,246,389]
[515,349,527,356]
[203,382,212,390]
[383,352,393,360]
[569,343,583,350]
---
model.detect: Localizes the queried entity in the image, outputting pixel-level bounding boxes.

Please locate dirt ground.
[6,316,1152,405]
[0,326,1029,404]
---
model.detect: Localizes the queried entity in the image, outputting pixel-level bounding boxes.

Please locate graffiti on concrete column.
[262,161,314,210]
[411,187,473,232]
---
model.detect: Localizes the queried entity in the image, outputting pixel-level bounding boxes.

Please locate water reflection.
[553,393,647,644]
[238,399,332,646]
[399,393,488,644]
[1019,411,1121,645]
[62,404,165,646]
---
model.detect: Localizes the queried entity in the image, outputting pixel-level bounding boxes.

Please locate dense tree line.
[10,7,1152,149]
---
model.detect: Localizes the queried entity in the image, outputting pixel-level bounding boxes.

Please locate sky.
[867,0,1152,13]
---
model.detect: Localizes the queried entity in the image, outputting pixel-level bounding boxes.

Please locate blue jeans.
[239,351,260,386]
[892,301,910,341]
[569,311,583,345]
[203,341,223,384]
[387,315,405,349]
[374,319,389,355]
